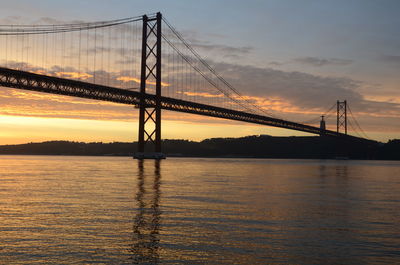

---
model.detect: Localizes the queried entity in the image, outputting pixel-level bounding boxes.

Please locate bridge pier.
[134,12,165,159]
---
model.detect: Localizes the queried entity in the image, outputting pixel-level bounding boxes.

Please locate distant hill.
[0,136,399,160]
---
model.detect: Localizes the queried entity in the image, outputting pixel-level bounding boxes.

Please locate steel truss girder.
[0,67,141,105]
[0,67,373,144]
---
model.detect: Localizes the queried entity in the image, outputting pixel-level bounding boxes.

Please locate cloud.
[3,53,398,121]
[0,16,90,28]
[163,28,254,60]
[268,61,284,66]
[182,92,224,98]
[32,17,85,25]
[211,61,400,119]
[267,57,353,68]
[380,55,400,65]
[55,72,93,80]
[292,57,353,67]
[190,43,253,56]
[117,76,170,87]
[1,34,398,137]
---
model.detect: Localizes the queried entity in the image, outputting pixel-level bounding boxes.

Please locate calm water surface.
[0,156,399,264]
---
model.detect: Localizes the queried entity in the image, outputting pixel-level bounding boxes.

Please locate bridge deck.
[0,67,372,143]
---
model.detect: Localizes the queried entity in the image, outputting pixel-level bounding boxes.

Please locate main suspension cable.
[0,16,143,35]
[347,104,370,139]
[162,16,279,118]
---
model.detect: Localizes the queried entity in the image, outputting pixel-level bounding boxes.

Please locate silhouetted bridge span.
[0,12,375,158]
[0,67,370,141]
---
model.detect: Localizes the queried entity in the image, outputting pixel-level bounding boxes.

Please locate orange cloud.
[29,70,48,75]
[364,95,400,104]
[55,72,93,80]
[5,90,119,106]
[182,92,224,98]
[228,94,324,115]
[0,104,131,121]
[117,76,170,87]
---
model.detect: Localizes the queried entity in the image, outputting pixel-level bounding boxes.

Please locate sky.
[0,0,399,144]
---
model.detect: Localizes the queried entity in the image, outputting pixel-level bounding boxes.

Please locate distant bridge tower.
[336,100,347,135]
[135,12,164,159]
[320,115,326,133]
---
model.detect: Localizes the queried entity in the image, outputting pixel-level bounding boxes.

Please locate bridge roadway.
[0,67,372,143]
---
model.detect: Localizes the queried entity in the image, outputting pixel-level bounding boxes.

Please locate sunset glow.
[55,71,93,80]
[117,76,170,87]
[0,1,399,144]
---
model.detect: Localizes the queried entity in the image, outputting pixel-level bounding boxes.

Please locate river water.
[0,156,399,264]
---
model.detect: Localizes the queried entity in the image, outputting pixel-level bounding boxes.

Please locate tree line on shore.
[0,135,398,160]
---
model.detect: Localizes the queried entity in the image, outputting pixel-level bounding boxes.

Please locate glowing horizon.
[0,1,399,144]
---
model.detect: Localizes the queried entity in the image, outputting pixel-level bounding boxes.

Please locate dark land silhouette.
[0,135,399,160]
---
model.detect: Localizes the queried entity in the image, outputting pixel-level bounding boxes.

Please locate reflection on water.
[335,164,348,178]
[131,160,161,264]
[0,156,399,264]
[309,163,356,264]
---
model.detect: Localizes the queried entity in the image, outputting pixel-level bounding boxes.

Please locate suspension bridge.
[0,12,374,158]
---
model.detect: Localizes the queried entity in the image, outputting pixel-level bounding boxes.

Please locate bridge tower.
[319,115,326,133]
[336,100,347,135]
[134,12,165,159]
